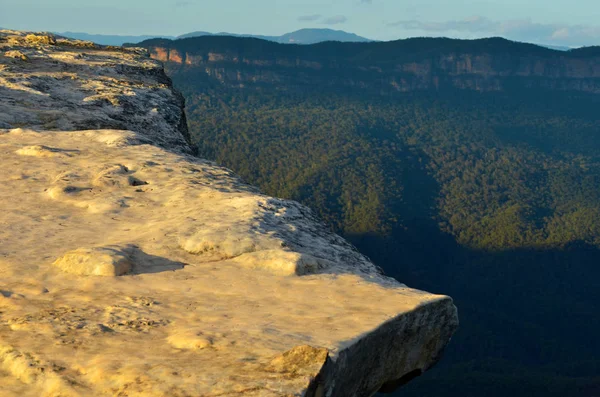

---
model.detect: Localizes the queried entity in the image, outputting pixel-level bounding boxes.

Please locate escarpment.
[0,30,458,396]
[138,36,600,94]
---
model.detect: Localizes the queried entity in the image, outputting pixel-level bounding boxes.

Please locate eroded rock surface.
[0,30,191,152]
[0,30,458,396]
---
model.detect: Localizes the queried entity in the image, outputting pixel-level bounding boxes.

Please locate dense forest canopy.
[146,36,600,396]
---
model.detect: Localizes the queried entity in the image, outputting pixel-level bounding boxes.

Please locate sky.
[1,0,599,47]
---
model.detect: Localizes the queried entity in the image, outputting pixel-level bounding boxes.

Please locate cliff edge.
[0,30,458,396]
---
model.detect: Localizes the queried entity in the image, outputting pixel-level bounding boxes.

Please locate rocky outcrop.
[0,30,191,152]
[140,36,600,94]
[0,30,458,396]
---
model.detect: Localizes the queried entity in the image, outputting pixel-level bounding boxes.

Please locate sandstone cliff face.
[144,37,600,94]
[0,30,458,396]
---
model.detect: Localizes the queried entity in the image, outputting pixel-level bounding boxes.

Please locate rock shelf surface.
[0,30,458,396]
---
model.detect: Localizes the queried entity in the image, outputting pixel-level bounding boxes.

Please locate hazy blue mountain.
[177,31,279,42]
[176,31,213,39]
[276,28,372,44]
[57,29,572,49]
[541,44,572,51]
[56,31,176,46]
[58,29,372,46]
[178,28,372,44]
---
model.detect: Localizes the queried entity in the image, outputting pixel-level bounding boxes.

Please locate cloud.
[298,14,321,22]
[297,14,349,26]
[388,16,600,47]
[322,15,348,25]
[389,16,497,33]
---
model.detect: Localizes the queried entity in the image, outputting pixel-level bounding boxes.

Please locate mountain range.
[138,35,599,93]
[178,28,372,44]
[135,35,600,397]
[55,28,372,46]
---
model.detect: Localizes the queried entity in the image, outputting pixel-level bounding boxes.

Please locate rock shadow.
[125,245,188,275]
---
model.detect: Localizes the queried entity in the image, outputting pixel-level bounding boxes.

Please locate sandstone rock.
[0,126,458,396]
[25,34,57,45]
[3,50,28,61]
[92,164,130,187]
[268,345,330,396]
[53,246,133,276]
[267,345,330,375]
[56,38,98,49]
[0,30,192,153]
[15,145,65,157]
[166,330,215,350]
[0,344,78,396]
[179,228,263,258]
[232,250,326,276]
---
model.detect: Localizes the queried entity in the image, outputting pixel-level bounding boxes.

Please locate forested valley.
[143,36,600,396]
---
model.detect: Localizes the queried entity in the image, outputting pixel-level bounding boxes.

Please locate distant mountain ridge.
[541,44,572,51]
[178,28,372,44]
[56,31,175,46]
[56,28,372,46]
[136,35,600,94]
[50,29,578,50]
